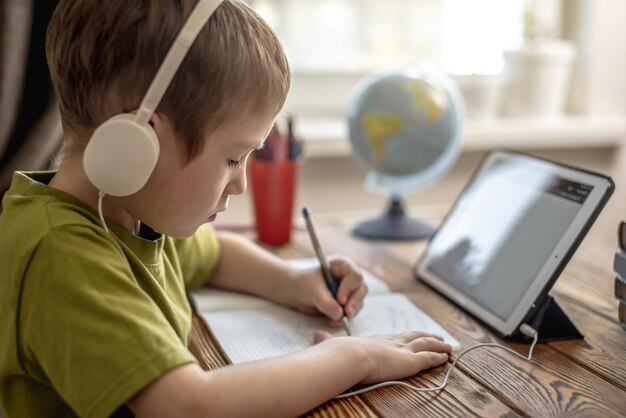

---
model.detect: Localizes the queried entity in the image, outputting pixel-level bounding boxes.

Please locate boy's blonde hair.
[46,0,290,160]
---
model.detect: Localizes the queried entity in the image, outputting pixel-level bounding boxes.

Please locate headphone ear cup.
[83,114,160,197]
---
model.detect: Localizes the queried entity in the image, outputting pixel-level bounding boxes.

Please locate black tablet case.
[415,149,614,343]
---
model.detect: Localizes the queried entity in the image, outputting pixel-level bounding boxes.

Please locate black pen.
[302,206,351,336]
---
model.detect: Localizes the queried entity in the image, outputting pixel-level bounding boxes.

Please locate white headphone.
[83,0,223,197]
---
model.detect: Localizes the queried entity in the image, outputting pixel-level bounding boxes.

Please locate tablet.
[414,149,614,338]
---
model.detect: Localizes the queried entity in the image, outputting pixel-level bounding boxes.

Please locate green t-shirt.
[0,172,221,417]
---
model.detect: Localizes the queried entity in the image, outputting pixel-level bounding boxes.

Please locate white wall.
[565,0,626,115]
[579,0,626,245]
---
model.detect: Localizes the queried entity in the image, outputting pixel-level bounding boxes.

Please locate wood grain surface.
[189,212,626,417]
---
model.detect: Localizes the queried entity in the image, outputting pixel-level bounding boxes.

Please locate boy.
[0,0,452,416]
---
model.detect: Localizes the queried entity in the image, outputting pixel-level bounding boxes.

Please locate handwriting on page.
[202,293,459,364]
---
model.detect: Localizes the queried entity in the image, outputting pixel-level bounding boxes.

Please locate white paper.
[202,293,459,364]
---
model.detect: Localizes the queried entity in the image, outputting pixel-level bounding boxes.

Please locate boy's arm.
[127,332,452,417]
[207,232,366,320]
[208,232,297,304]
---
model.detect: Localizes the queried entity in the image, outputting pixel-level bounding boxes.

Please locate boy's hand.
[291,257,367,326]
[314,331,452,384]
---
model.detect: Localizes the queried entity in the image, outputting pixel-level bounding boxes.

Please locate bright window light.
[250,0,561,75]
[442,0,525,75]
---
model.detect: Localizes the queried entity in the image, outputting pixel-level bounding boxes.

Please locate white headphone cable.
[97,190,110,233]
[334,325,538,398]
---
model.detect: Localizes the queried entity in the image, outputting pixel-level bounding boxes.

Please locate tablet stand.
[514,295,583,342]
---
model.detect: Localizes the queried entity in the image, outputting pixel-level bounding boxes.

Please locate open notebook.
[193,258,459,364]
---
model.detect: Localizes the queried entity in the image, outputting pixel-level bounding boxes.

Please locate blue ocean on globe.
[346,63,464,195]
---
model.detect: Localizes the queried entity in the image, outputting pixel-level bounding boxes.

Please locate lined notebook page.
[201,293,459,364]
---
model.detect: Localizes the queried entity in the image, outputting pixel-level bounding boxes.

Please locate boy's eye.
[228,159,242,169]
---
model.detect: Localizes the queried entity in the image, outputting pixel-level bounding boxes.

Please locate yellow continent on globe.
[362,113,403,163]
[409,81,447,122]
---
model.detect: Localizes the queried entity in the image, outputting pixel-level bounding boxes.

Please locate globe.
[346,62,464,240]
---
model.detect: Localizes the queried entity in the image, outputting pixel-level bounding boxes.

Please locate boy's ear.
[148,112,162,129]
[129,109,160,130]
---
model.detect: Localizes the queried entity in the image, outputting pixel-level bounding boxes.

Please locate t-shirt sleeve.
[173,224,221,290]
[20,227,198,418]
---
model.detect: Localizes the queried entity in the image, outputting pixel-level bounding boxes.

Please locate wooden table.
[191,211,626,417]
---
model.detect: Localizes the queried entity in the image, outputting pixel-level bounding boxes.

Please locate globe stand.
[353,196,434,240]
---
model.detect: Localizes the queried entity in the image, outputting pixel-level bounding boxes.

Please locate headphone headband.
[135,0,224,126]
[84,0,224,199]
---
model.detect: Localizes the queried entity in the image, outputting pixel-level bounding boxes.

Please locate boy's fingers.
[313,330,334,344]
[316,293,343,321]
[345,300,363,318]
[344,284,367,317]
[333,265,365,301]
[414,352,449,369]
[330,258,360,279]
[336,274,365,305]
[397,331,444,342]
[328,318,343,328]
[329,257,358,277]
[408,337,452,353]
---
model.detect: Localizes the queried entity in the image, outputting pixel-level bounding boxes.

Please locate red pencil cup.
[249,160,298,245]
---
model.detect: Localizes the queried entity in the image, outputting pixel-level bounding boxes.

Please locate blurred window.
[249,0,562,75]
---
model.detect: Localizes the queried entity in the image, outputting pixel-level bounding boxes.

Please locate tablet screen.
[416,150,613,336]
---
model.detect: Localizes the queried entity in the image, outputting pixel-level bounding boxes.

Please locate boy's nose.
[227,170,247,196]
